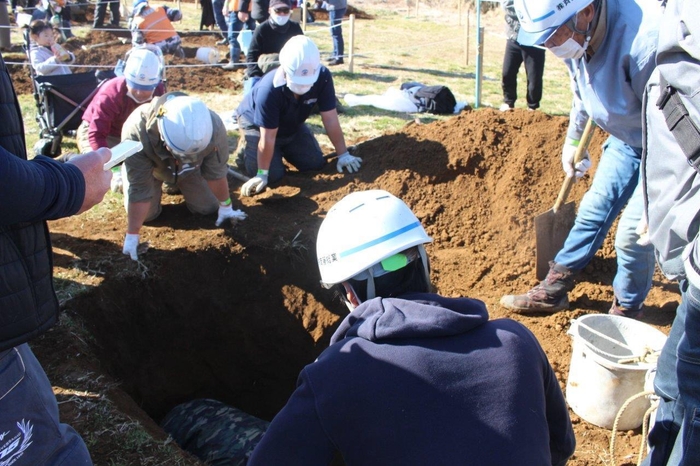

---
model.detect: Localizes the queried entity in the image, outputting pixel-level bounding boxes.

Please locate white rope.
[609,390,658,466]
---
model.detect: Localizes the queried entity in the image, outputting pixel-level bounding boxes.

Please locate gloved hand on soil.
[561,138,591,179]
[215,204,247,226]
[123,233,141,261]
[241,172,268,197]
[337,152,362,173]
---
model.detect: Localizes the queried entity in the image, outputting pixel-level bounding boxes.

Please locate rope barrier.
[609,390,658,466]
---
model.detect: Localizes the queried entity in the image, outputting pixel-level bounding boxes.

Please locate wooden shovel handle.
[553,118,598,213]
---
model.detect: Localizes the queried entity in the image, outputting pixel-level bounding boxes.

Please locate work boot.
[608,299,644,320]
[500,262,575,314]
[222,61,242,71]
[328,57,344,66]
[216,37,229,46]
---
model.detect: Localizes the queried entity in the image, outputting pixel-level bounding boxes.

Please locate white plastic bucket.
[196,47,220,64]
[566,314,667,430]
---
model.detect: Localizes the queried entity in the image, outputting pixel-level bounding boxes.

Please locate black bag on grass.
[413,85,457,115]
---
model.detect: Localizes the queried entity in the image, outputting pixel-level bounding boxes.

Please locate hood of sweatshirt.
[330,293,489,345]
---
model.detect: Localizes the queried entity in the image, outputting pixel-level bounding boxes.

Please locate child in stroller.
[28,19,74,76]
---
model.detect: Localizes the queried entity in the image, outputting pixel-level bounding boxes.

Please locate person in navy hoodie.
[248,189,576,466]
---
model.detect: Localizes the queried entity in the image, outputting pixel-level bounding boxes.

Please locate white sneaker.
[499,103,513,112]
[110,170,123,194]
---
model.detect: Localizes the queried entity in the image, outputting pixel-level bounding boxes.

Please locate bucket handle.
[569,320,659,364]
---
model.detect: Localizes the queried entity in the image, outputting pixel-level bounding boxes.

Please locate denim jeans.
[228,13,256,63]
[212,0,228,34]
[238,116,326,183]
[643,280,700,465]
[0,344,92,465]
[554,135,655,308]
[329,7,345,59]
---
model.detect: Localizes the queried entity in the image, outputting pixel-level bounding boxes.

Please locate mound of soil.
[38,107,679,465]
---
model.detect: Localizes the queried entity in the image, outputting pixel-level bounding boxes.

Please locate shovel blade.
[534,202,576,280]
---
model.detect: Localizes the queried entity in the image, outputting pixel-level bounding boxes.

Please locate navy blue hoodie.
[249,293,575,465]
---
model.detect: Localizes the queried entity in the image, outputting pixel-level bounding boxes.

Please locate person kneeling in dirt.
[161,399,269,465]
[77,47,166,193]
[128,0,185,58]
[236,35,360,197]
[120,92,246,261]
[246,190,576,465]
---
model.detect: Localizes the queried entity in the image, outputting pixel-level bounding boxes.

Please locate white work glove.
[636,211,651,246]
[336,151,362,173]
[241,170,269,197]
[561,138,591,179]
[216,204,248,226]
[123,233,140,261]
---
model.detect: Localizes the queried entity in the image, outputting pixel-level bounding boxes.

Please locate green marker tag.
[381,253,408,272]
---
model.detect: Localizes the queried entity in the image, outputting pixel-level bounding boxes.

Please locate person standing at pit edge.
[236,35,361,197]
[500,0,659,319]
[323,0,346,66]
[120,92,247,261]
[640,0,700,463]
[499,0,545,111]
[0,50,112,464]
[247,190,576,465]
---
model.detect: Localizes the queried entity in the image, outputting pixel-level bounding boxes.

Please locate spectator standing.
[212,0,230,44]
[120,92,246,261]
[500,0,659,318]
[222,0,256,70]
[243,0,302,91]
[1,48,111,466]
[248,189,576,466]
[92,0,120,28]
[324,0,345,66]
[499,0,545,111]
[236,36,361,196]
[640,0,700,463]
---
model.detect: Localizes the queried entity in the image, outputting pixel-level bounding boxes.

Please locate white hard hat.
[124,48,162,91]
[156,95,213,162]
[514,0,594,46]
[279,36,321,85]
[316,190,432,298]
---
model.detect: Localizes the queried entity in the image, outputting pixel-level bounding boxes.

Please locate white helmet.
[124,48,162,91]
[279,36,321,85]
[514,0,594,46]
[156,95,213,162]
[316,190,432,299]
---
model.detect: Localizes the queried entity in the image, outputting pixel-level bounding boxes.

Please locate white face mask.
[287,81,312,95]
[271,12,289,26]
[126,89,152,104]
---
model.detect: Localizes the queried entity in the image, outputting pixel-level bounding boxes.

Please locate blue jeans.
[554,135,655,308]
[329,7,345,59]
[0,344,92,465]
[212,0,228,34]
[228,13,255,63]
[239,117,326,183]
[643,280,700,465]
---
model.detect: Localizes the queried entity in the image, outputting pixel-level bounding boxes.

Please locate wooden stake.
[348,14,355,73]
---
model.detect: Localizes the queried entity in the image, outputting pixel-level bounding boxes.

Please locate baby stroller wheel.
[34,133,63,158]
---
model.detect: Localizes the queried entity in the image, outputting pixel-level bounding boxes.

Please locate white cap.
[156,95,213,163]
[279,36,321,85]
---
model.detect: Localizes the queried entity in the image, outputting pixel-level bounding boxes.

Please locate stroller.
[24,27,114,157]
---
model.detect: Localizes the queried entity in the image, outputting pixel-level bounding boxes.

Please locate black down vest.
[0,53,60,351]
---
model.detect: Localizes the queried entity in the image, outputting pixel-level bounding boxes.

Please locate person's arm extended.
[248,370,336,465]
[0,147,110,225]
[257,126,278,170]
[206,177,231,202]
[320,109,347,155]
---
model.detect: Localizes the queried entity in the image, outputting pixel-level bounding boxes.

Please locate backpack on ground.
[413,85,457,115]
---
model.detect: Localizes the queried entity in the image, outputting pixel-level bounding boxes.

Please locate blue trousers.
[554,135,655,308]
[643,280,700,465]
[212,0,228,34]
[329,7,345,59]
[227,13,255,63]
[0,343,92,465]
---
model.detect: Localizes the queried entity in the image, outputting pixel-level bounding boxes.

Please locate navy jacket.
[0,52,85,352]
[249,293,576,466]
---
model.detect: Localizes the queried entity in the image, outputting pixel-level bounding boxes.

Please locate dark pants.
[501,39,545,110]
[0,343,92,465]
[212,0,228,35]
[329,7,345,59]
[93,0,120,27]
[228,13,255,63]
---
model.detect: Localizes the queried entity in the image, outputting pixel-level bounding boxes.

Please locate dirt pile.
[38,107,681,465]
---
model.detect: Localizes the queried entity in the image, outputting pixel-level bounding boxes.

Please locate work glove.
[241,171,268,197]
[561,138,591,179]
[635,211,651,246]
[216,205,247,226]
[123,233,140,261]
[337,152,362,173]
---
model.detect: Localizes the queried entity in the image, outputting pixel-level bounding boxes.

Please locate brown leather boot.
[608,299,644,320]
[500,262,575,314]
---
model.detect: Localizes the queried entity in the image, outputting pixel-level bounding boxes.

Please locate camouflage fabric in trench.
[161,398,269,466]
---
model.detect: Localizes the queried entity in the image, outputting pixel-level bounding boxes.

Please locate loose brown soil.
[9,13,679,466]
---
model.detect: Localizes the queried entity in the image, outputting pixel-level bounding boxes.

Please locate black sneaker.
[328,57,344,66]
[216,38,229,46]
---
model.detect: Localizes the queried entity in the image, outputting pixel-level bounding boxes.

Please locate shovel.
[534,118,597,280]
